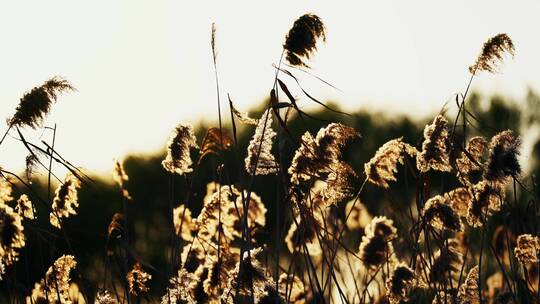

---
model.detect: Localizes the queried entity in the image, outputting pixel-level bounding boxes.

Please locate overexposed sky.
[1,1,539,173]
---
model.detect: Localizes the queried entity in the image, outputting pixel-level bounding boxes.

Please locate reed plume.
[422,195,463,232]
[202,248,239,301]
[162,123,199,175]
[469,33,515,74]
[15,194,34,220]
[193,183,238,241]
[127,262,152,296]
[289,123,358,186]
[180,238,206,274]
[514,234,540,265]
[456,136,488,186]
[0,178,13,204]
[445,187,472,217]
[50,173,81,229]
[386,263,415,304]
[29,255,77,303]
[221,248,276,303]
[358,216,398,269]
[284,14,326,67]
[9,76,74,129]
[245,109,278,175]
[365,137,417,188]
[457,265,480,304]
[416,114,452,172]
[484,130,521,183]
[0,204,25,266]
[162,268,199,304]
[466,181,505,227]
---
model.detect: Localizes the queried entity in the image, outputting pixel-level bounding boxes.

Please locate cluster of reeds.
[0,12,538,304]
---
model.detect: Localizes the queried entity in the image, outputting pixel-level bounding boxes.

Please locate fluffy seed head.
[245,109,278,175]
[359,216,398,269]
[30,255,77,303]
[422,195,463,232]
[457,266,480,304]
[15,194,34,220]
[0,178,13,205]
[127,262,152,296]
[417,115,452,172]
[9,76,75,129]
[485,130,521,183]
[230,102,258,125]
[445,187,472,217]
[162,268,199,304]
[107,213,124,238]
[386,263,415,304]
[289,123,358,186]
[162,123,198,175]
[466,181,505,227]
[457,136,488,186]
[113,159,129,188]
[224,190,267,239]
[469,33,515,74]
[284,14,326,67]
[514,234,540,265]
[221,248,273,304]
[365,137,417,188]
[50,173,81,229]
[113,159,132,200]
[0,204,26,265]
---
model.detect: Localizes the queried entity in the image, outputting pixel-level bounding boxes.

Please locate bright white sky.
[1,1,539,174]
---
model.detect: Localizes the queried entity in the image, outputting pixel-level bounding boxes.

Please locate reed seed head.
[514,234,540,265]
[127,262,152,296]
[245,109,279,175]
[50,173,81,229]
[485,130,521,183]
[422,195,463,232]
[162,123,198,175]
[457,266,480,304]
[417,115,452,172]
[359,216,398,269]
[469,33,515,74]
[284,14,326,68]
[0,204,25,266]
[365,137,417,188]
[386,263,415,304]
[9,76,74,129]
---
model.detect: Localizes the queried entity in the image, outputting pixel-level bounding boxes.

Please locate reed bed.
[0,13,538,304]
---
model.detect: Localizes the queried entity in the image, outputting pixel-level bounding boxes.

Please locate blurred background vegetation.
[2,89,540,300]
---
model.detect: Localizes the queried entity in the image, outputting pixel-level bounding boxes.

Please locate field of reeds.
[1,13,540,304]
